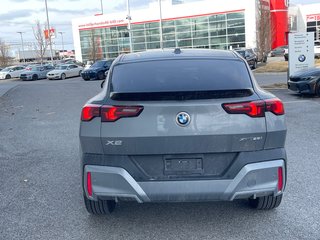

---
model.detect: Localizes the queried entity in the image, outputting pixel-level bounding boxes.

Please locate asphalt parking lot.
[0,76,319,240]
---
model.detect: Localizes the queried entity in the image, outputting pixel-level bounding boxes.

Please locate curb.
[253,72,287,75]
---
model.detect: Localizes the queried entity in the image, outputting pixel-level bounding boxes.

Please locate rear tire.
[83,195,116,215]
[252,61,257,69]
[61,73,66,80]
[249,194,282,210]
[263,56,267,63]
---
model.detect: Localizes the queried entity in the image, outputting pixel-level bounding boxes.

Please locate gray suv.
[80,49,287,214]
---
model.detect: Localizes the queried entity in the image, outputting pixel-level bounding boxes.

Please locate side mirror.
[101,80,105,88]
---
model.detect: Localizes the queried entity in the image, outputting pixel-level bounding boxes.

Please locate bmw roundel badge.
[298,54,306,62]
[176,112,191,126]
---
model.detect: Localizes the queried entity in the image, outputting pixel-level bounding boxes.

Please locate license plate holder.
[164,158,203,175]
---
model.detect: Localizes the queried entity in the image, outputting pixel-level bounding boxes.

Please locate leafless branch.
[33,20,49,64]
[0,39,10,67]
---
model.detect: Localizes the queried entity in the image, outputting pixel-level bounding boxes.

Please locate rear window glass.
[110,59,252,94]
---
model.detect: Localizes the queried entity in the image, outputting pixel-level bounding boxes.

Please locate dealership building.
[72,0,320,62]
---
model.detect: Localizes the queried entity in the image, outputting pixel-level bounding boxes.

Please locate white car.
[47,64,83,80]
[0,66,26,80]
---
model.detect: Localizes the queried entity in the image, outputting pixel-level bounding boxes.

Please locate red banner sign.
[44,28,55,39]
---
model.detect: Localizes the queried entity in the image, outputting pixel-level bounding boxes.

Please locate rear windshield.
[110,59,252,100]
[110,59,251,92]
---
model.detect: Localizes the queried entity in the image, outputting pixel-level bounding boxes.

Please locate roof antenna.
[174,48,181,54]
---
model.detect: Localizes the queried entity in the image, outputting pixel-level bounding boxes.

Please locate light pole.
[17,31,25,63]
[100,0,104,14]
[58,32,65,59]
[45,0,54,64]
[126,0,133,53]
[158,0,163,49]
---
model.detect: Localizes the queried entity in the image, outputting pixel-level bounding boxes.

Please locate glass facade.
[307,21,320,42]
[79,11,245,61]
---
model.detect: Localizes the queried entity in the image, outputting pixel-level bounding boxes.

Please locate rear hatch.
[100,59,267,155]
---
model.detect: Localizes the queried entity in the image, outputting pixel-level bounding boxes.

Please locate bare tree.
[88,30,103,62]
[88,30,97,62]
[33,20,49,64]
[256,0,274,62]
[0,39,10,67]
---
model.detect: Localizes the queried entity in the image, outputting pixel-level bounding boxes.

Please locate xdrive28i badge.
[176,112,191,126]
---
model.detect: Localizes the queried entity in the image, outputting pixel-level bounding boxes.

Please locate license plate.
[164,158,203,175]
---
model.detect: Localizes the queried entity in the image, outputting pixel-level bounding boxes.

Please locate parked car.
[80,48,287,214]
[288,67,320,96]
[65,59,85,67]
[270,45,288,57]
[234,48,258,69]
[47,64,83,80]
[0,66,25,80]
[253,48,268,63]
[20,65,55,81]
[84,60,93,70]
[284,48,288,61]
[81,59,114,81]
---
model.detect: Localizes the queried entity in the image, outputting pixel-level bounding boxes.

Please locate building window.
[78,11,245,62]
[307,20,320,42]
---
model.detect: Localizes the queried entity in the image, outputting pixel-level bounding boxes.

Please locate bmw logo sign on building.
[176,112,191,126]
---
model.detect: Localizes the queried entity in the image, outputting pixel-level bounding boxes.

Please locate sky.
[0,0,319,54]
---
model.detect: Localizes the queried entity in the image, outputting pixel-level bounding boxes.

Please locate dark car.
[253,48,268,63]
[234,48,258,69]
[270,45,288,57]
[80,49,286,215]
[288,67,320,96]
[81,59,114,81]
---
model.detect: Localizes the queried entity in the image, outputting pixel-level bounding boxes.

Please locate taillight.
[87,172,92,197]
[101,105,143,122]
[81,104,143,122]
[222,100,265,117]
[278,167,283,192]
[81,104,100,121]
[222,98,284,118]
[265,98,284,115]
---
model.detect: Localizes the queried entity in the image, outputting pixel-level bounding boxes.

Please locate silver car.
[80,49,287,214]
[20,65,54,81]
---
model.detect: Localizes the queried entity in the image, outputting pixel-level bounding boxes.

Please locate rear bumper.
[84,160,285,202]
